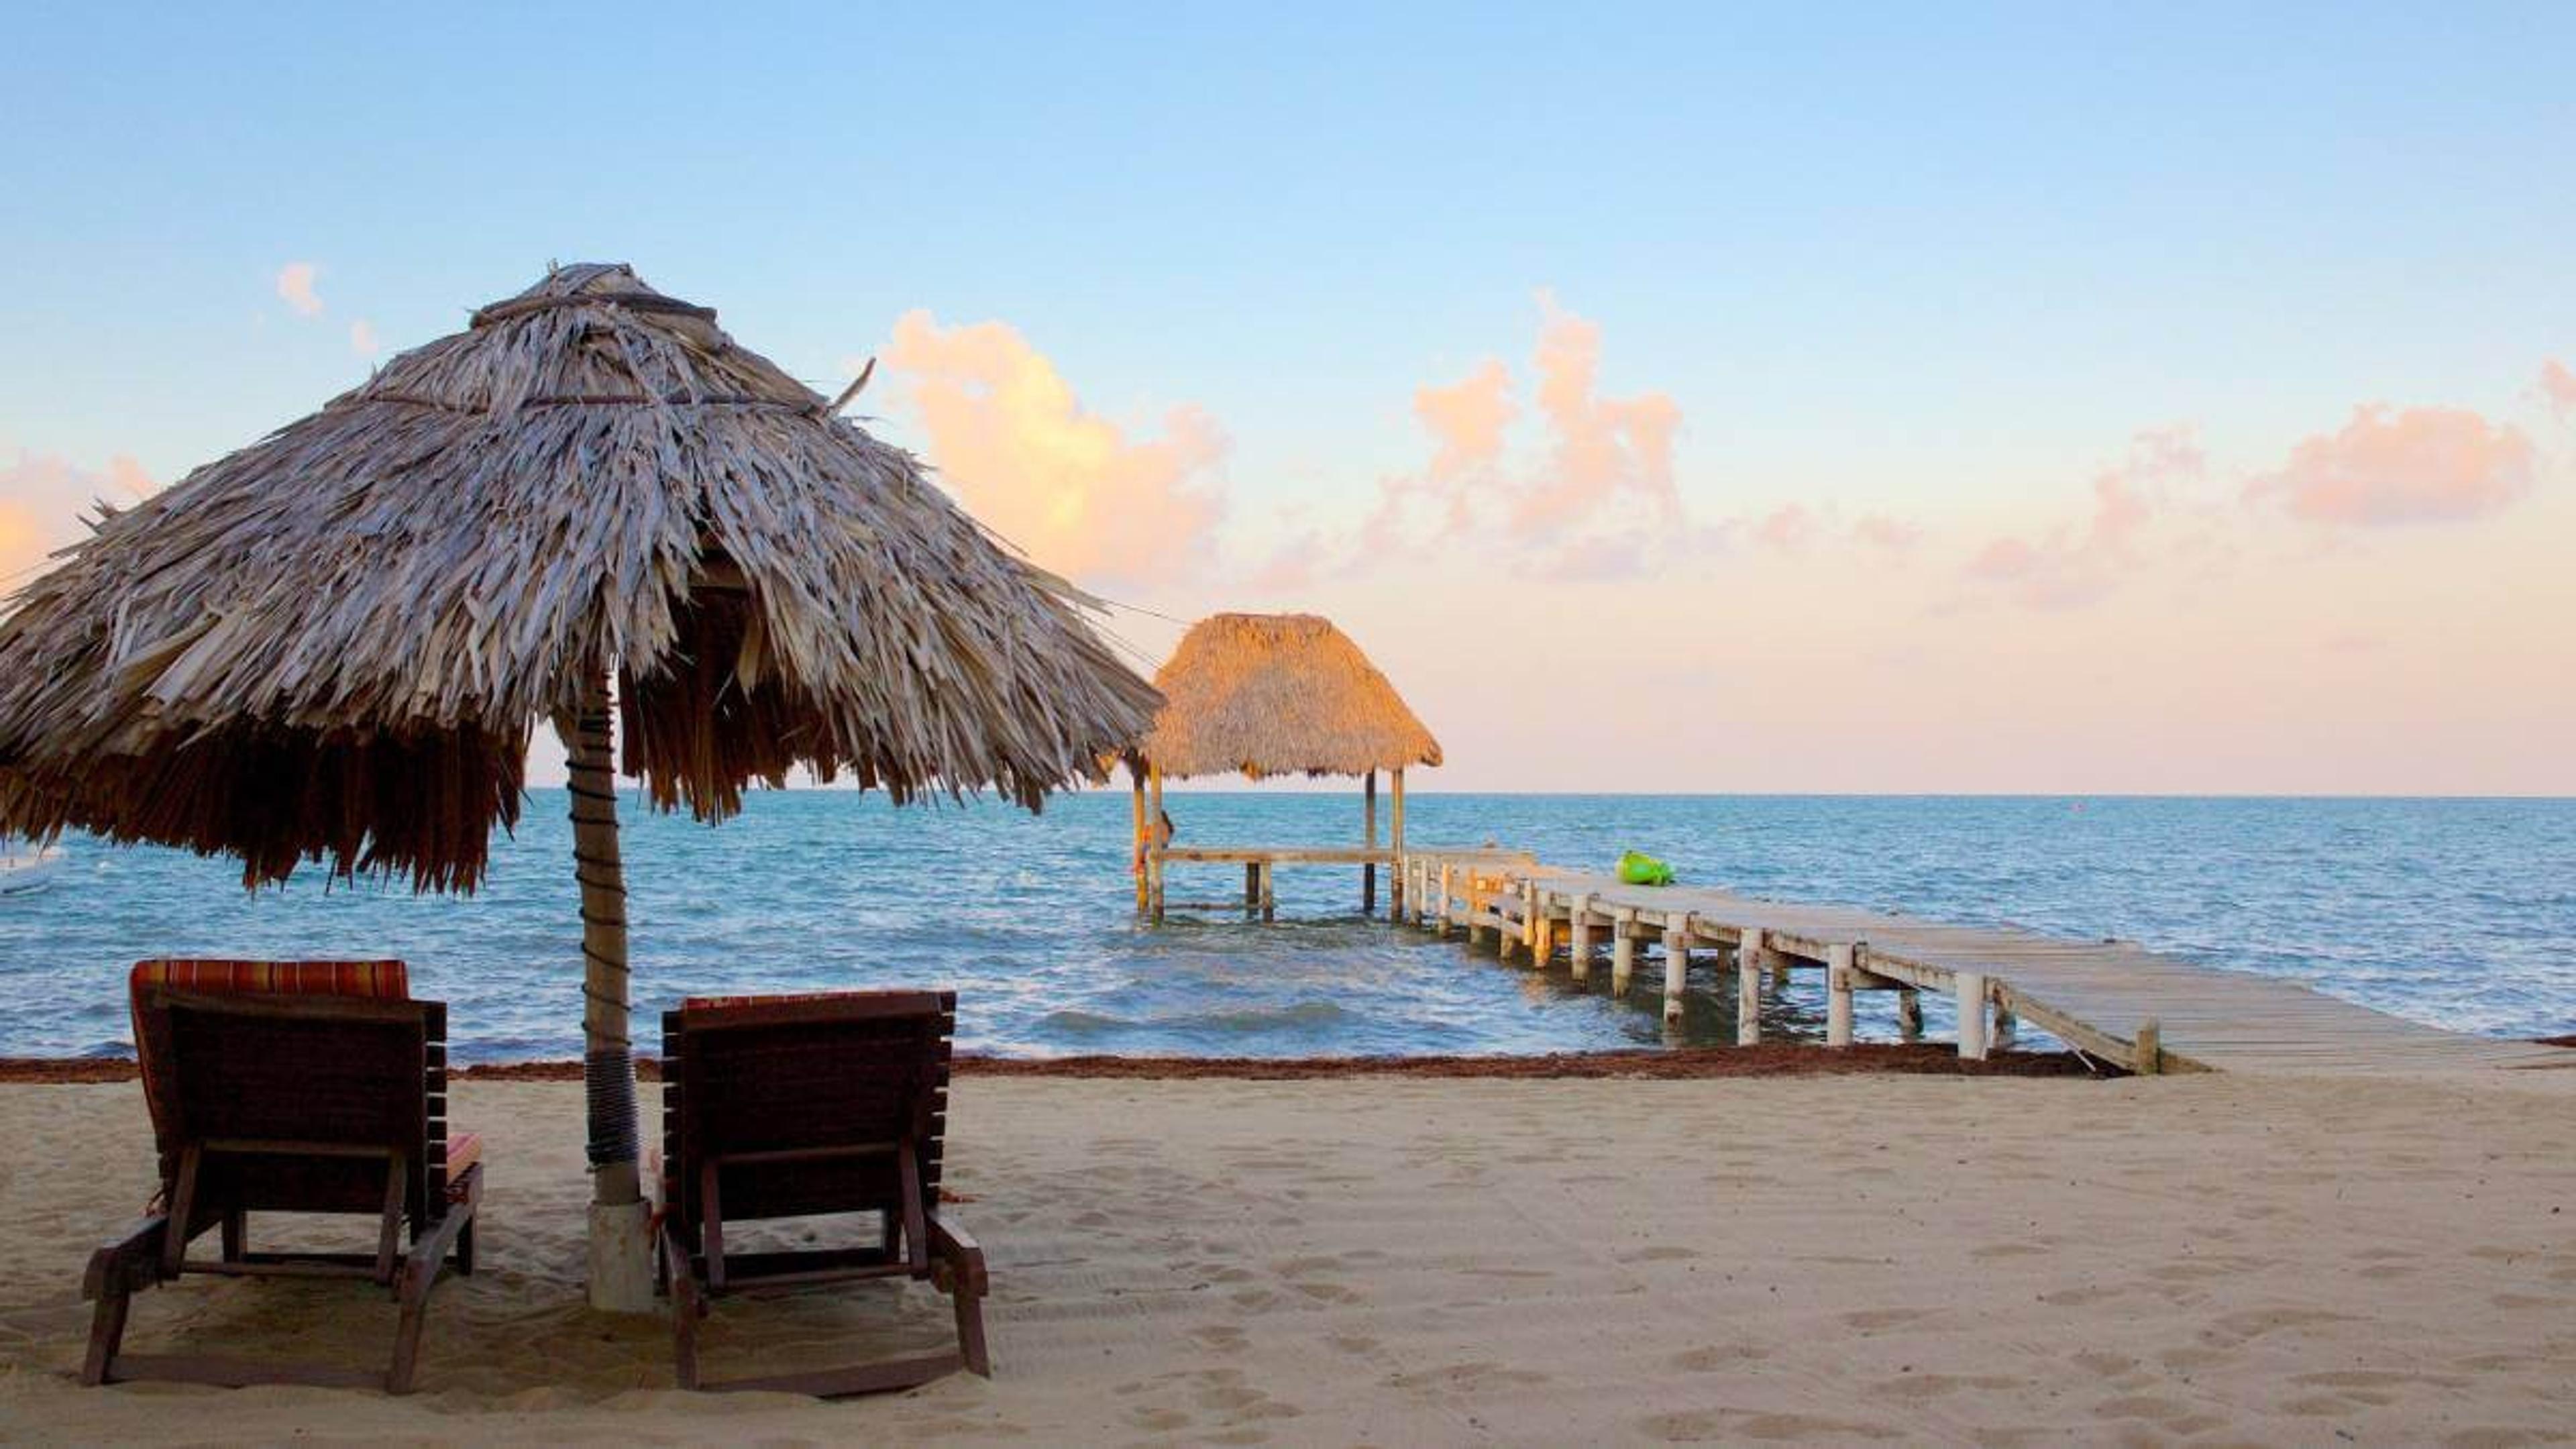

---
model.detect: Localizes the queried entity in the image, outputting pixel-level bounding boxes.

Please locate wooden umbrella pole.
[557,671,653,1311]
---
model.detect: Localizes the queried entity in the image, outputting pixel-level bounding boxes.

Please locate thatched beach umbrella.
[1133,612,1439,916]
[0,263,1159,1307]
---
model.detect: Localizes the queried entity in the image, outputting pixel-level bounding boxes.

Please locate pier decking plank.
[1407,854,2567,1076]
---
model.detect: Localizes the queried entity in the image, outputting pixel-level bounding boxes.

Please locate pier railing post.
[1826,942,1857,1046]
[1568,895,1593,983]
[1662,916,1691,1025]
[1436,863,1453,936]
[1735,928,1763,1044]
[1896,989,1923,1043]
[1956,973,1989,1060]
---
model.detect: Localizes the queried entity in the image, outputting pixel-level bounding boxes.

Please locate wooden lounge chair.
[658,989,990,1395]
[80,961,483,1394]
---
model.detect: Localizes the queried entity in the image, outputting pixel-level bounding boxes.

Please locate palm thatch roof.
[0,262,1161,890]
[1140,613,1440,780]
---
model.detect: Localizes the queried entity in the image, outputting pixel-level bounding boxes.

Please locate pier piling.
[1735,928,1763,1044]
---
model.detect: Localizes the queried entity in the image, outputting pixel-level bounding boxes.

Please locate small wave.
[1038,1000,1354,1039]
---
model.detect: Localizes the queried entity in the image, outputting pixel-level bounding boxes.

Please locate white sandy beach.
[2,1070,2572,1446]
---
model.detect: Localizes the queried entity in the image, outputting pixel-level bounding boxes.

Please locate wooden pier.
[1400,850,2568,1076]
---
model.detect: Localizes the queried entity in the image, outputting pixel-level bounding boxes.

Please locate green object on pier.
[1616,850,1674,886]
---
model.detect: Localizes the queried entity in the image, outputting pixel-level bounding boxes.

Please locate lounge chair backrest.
[129,959,410,1139]
[138,983,456,1227]
[663,991,954,1241]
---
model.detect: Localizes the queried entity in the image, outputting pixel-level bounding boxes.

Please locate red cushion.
[131,959,410,1013]
[680,989,890,1012]
[445,1130,484,1194]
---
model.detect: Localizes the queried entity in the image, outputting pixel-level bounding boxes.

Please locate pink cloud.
[350,318,379,357]
[881,311,1226,588]
[1852,513,1922,552]
[1415,359,1514,480]
[1961,425,2202,610]
[1510,293,1682,541]
[2245,405,2532,527]
[1334,293,1684,581]
[275,262,323,317]
[1753,504,1813,551]
[2540,359,2576,416]
[1965,536,2037,581]
[0,451,155,586]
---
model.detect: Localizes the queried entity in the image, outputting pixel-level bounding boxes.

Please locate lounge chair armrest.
[926,1217,987,1296]
[85,1216,170,1299]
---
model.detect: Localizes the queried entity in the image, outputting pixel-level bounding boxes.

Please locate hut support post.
[1389,769,1407,918]
[558,677,653,1314]
[1146,763,1166,924]
[1362,769,1377,916]
[1244,863,1260,918]
[1826,942,1857,1047]
[1735,928,1764,1044]
[1130,761,1148,916]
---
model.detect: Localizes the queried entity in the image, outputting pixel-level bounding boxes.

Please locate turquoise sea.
[1,792,2569,1061]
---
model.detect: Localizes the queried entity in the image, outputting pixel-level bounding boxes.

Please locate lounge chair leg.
[662,1221,702,1391]
[455,1215,476,1276]
[81,1285,132,1387]
[221,1210,247,1263]
[953,1281,990,1377]
[383,1171,477,1395]
[929,1218,991,1377]
[388,1289,427,1394]
[80,1216,166,1387]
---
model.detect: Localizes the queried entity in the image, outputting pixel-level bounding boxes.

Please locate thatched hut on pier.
[1132,612,1440,920]
[0,262,1159,1307]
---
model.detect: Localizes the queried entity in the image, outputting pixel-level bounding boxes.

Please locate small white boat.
[0,838,64,897]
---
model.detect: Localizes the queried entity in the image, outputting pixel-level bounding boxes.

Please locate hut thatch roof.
[0,263,1161,890]
[1140,613,1440,780]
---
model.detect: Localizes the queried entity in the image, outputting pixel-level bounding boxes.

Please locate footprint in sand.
[1638,1410,1901,1442]
[1668,1344,1770,1371]
[1840,1307,1930,1332]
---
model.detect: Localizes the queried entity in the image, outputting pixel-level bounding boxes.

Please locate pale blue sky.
[10,3,2571,504]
